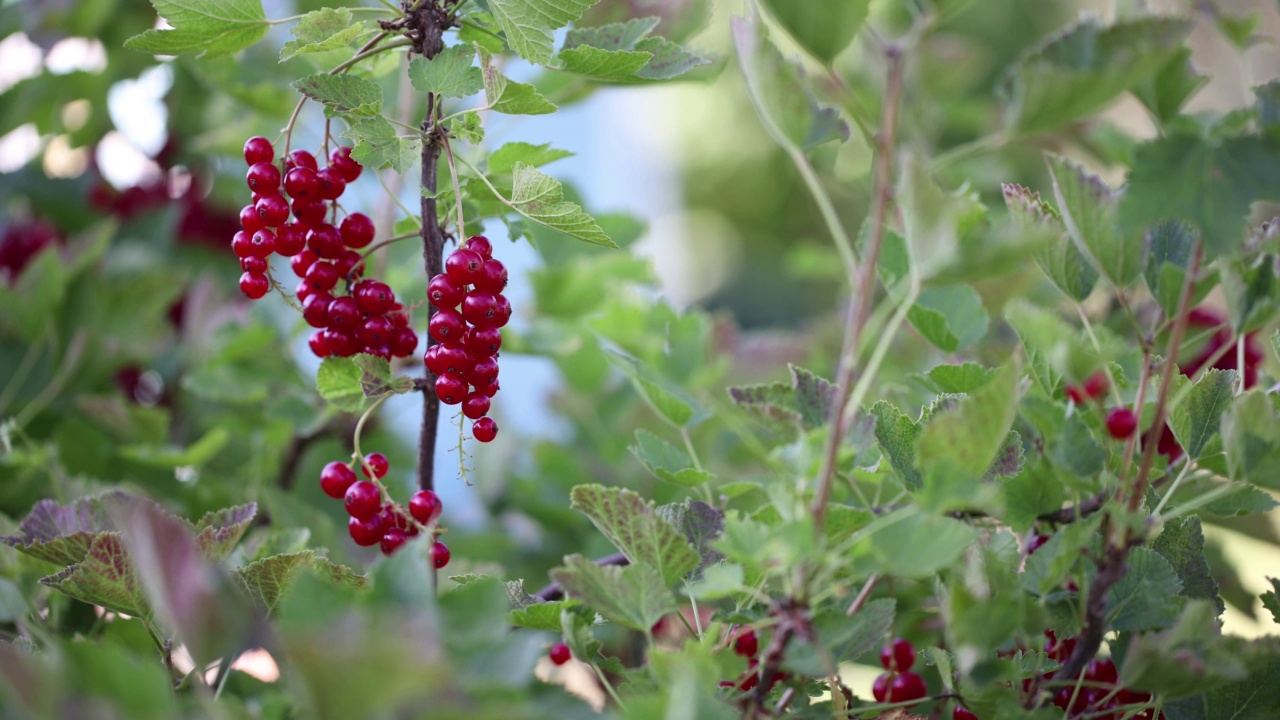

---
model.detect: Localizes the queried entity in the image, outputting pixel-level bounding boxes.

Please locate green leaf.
[1151,516,1224,615]
[632,37,712,81]
[1262,578,1280,624]
[1106,547,1184,631]
[1220,391,1280,489]
[119,426,231,469]
[1001,16,1191,133]
[908,284,990,352]
[605,350,702,427]
[1046,153,1139,287]
[316,356,366,412]
[569,484,699,585]
[1004,183,1098,301]
[190,503,257,562]
[1220,254,1280,334]
[1003,460,1065,533]
[921,362,999,394]
[654,499,724,577]
[870,509,978,579]
[488,142,573,175]
[896,155,987,280]
[1005,299,1073,396]
[408,45,483,98]
[1258,80,1280,138]
[1120,130,1280,258]
[1120,600,1248,700]
[342,115,421,174]
[233,550,365,617]
[508,163,614,246]
[726,364,835,434]
[446,112,484,145]
[487,0,601,65]
[291,73,383,116]
[1132,47,1208,125]
[783,597,894,676]
[510,599,574,630]
[1161,636,1280,719]
[1168,369,1236,460]
[1145,220,1202,319]
[758,0,868,65]
[0,492,127,567]
[125,0,268,59]
[0,245,69,342]
[869,401,923,489]
[40,534,152,620]
[557,45,654,81]
[549,555,675,631]
[630,429,713,487]
[354,353,413,398]
[279,8,363,61]
[567,17,660,50]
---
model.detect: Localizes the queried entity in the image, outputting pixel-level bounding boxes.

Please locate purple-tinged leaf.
[40,533,151,620]
[3,491,138,566]
[189,503,256,562]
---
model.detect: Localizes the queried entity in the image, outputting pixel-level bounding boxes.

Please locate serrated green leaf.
[488,142,573,175]
[1120,600,1247,700]
[569,484,698,585]
[1160,636,1280,719]
[1262,578,1280,624]
[1133,47,1208,125]
[408,45,482,98]
[125,0,268,59]
[1120,130,1280,258]
[685,562,743,600]
[783,597,894,676]
[292,73,383,116]
[316,356,366,412]
[0,492,126,567]
[510,600,574,630]
[869,401,922,489]
[40,534,151,620]
[1169,369,1236,460]
[1002,460,1065,533]
[488,0,601,64]
[629,430,712,487]
[1145,220,1201,318]
[566,17,660,50]
[1220,391,1280,489]
[606,351,700,426]
[1107,546,1184,631]
[1004,183,1099,301]
[342,115,421,174]
[353,353,412,398]
[503,578,540,609]
[446,112,484,145]
[1220,254,1280,334]
[908,284,990,352]
[632,37,712,80]
[549,555,675,631]
[758,0,868,65]
[1152,516,1224,615]
[1046,153,1140,287]
[190,503,256,562]
[870,508,977,579]
[233,550,365,617]
[507,163,614,246]
[557,45,653,81]
[922,362,999,394]
[654,499,723,577]
[280,8,363,61]
[1005,299,1073,396]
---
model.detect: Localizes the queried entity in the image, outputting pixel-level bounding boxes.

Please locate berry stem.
[441,134,467,241]
[351,393,392,480]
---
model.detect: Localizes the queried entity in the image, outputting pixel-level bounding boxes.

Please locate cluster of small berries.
[717,627,789,692]
[871,638,929,707]
[1024,632,1163,720]
[319,452,450,567]
[424,236,509,443]
[0,219,59,284]
[230,136,419,360]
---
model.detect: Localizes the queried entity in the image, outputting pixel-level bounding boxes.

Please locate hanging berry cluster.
[319,451,451,566]
[424,236,509,443]
[229,135,420,361]
[871,637,928,707]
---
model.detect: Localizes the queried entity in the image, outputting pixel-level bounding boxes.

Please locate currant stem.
[441,135,467,240]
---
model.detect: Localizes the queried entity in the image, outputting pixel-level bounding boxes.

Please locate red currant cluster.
[319,452,450,567]
[1023,632,1163,720]
[0,219,59,284]
[717,627,789,692]
[871,637,928,707]
[1063,372,1141,442]
[229,135,419,360]
[424,236,509,443]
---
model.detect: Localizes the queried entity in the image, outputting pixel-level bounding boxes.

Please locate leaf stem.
[441,135,467,240]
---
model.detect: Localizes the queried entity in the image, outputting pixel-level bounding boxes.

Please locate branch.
[533,553,629,601]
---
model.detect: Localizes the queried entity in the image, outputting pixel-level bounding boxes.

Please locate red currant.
[872,673,891,702]
[429,308,466,343]
[1086,658,1118,684]
[359,316,393,346]
[246,162,281,195]
[248,228,276,257]
[334,249,363,280]
[445,248,484,285]
[462,290,499,326]
[492,294,511,328]
[1028,533,1049,554]
[240,272,270,299]
[478,379,499,398]
[327,297,362,332]
[240,204,265,233]
[390,327,418,357]
[430,540,450,569]
[428,273,465,309]
[295,280,318,302]
[1106,407,1138,439]
[339,212,375,248]
[435,374,467,405]
[231,230,253,258]
[324,329,360,357]
[240,255,268,274]
[354,280,395,315]
[548,643,571,666]
[889,672,927,705]
[302,294,331,328]
[344,480,381,520]
[243,136,273,165]
[283,166,320,200]
[320,461,357,499]
[348,514,386,546]
[464,235,492,259]
[328,146,363,183]
[1084,371,1109,398]
[953,708,978,720]
[308,331,330,357]
[364,343,391,361]
[292,197,327,226]
[380,528,407,556]
[474,258,508,293]
[880,638,915,672]
[291,249,318,277]
[1065,384,1087,405]
[305,261,338,291]
[734,629,758,657]
[286,149,318,172]
[307,224,343,259]
[409,489,443,524]
[275,223,307,256]
[467,355,499,387]
[424,345,446,375]
[472,417,498,443]
[362,452,389,479]
[435,344,474,377]
[255,194,290,226]
[462,392,490,419]
[316,167,346,200]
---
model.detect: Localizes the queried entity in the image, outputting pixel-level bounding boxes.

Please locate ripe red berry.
[1065,384,1087,405]
[354,280,395,315]
[295,280,319,302]
[324,329,360,357]
[328,146,363,183]
[240,272,270,299]
[474,258,508,293]
[466,355,499,387]
[1106,407,1138,439]
[286,149,318,172]
[305,260,338,291]
[302,294,331,328]
[326,296,361,332]
[478,379,499,398]
[275,223,307,256]
[953,708,978,720]
[734,629,759,658]
[248,228,276,257]
[348,514,386,546]
[344,480,381,520]
[255,194,290,226]
[429,308,466,343]
[380,528,407,556]
[1086,658,1118,685]
[390,327,418,357]
[362,452,389,479]
[240,255,268,274]
[316,167,346,200]
[320,461,357,499]
[435,374,467,405]
[462,392,490,420]
[430,540,451,569]
[880,638,915,672]
[291,248,318,277]
[462,290,499,327]
[359,316,393,346]
[409,489,443,524]
[428,273,465,309]
[231,230,253,258]
[364,343,391,361]
[243,136,273,165]
[1083,371,1109,399]
[240,204,265,233]
[424,345,446,375]
[889,672,927,705]
[334,249,363,280]
[548,643,571,666]
[246,162,281,195]
[472,417,498,443]
[872,673,891,702]
[292,197,327,226]
[464,235,492,259]
[1028,533,1049,554]
[307,224,343,259]
[283,166,320,200]
[339,212,375,248]
[492,294,511,328]
[445,248,484,285]
[435,344,474,377]
[308,331,330,357]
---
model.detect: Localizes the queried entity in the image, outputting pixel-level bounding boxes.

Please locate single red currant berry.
[316,167,346,200]
[465,327,502,356]
[291,197,327,226]
[308,331,331,357]
[430,540,451,569]
[324,329,360,357]
[548,643,571,666]
[286,149,318,172]
[464,235,493,259]
[295,280,318,302]
[364,343,391,361]
[307,223,343,259]
[890,672,927,705]
[344,480,382,520]
[348,514,386,546]
[734,629,759,658]
[409,489,443,524]
[953,708,978,720]
[339,212,375,249]
[462,392,490,420]
[283,166,320,200]
[240,255,268,274]
[472,417,498,443]
[880,638,915,673]
[467,355,499,387]
[359,316,393,346]
[424,345,446,375]
[354,280,395,315]
[445,248,484,285]
[1106,407,1138,439]
[380,528,407,556]
[427,273,465,309]
[255,194,290,226]
[474,258,508,293]
[243,136,274,165]
[320,461,357,499]
[302,294,331,328]
[429,308,466,343]
[1086,658,1118,685]
[872,673,891,703]
[231,230,253,258]
[1083,371,1109,399]
[326,296,362,332]
[435,374,467,405]
[248,228,276,257]
[461,290,498,326]
[239,272,270,299]
[492,294,511,328]
[362,452,389,479]
[1028,533,1049,554]
[436,344,474,377]
[246,162,281,195]
[1065,384,1088,405]
[275,223,307,256]
[478,379,499,398]
[390,327,418,358]
[305,260,339,291]
[291,248,318,277]
[334,249,364,280]
[328,146,363,183]
[240,204,265,233]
